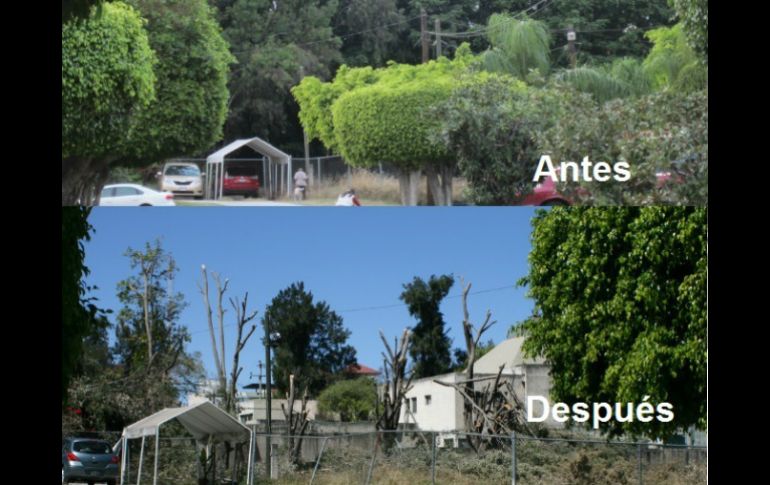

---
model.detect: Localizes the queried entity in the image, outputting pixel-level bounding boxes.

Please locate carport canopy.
[122,400,250,441]
[119,400,255,485]
[205,137,292,200]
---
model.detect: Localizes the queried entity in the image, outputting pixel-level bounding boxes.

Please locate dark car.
[224,166,261,198]
[518,168,681,206]
[62,437,119,485]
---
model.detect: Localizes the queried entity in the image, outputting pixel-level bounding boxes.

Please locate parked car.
[224,166,260,198]
[99,184,175,206]
[518,168,681,206]
[62,437,120,485]
[159,162,204,198]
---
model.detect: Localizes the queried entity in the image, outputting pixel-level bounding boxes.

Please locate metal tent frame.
[119,400,256,485]
[205,137,292,200]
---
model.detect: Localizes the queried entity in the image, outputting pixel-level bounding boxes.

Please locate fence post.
[365,431,380,485]
[638,443,643,485]
[511,431,516,485]
[431,431,436,485]
[309,437,328,485]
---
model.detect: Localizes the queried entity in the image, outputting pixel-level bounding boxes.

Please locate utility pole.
[264,319,272,480]
[435,18,442,58]
[421,8,429,63]
[567,26,576,69]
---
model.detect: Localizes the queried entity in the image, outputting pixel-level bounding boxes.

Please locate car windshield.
[165,165,200,176]
[73,441,112,454]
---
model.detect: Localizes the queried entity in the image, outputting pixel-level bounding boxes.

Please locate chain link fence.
[63,429,706,484]
[248,430,706,485]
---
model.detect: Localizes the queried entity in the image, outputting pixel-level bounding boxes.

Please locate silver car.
[62,437,119,485]
[160,162,204,198]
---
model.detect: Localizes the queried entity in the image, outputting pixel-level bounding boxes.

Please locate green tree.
[62,208,110,403]
[294,48,474,205]
[332,0,404,67]
[111,240,202,421]
[64,239,204,431]
[643,24,706,93]
[218,0,342,152]
[519,207,707,438]
[481,15,551,79]
[538,88,707,205]
[452,338,495,370]
[670,0,707,61]
[400,274,454,379]
[434,73,592,205]
[264,282,357,396]
[318,377,377,422]
[62,2,156,205]
[62,0,109,22]
[556,57,653,103]
[473,1,674,66]
[119,0,235,166]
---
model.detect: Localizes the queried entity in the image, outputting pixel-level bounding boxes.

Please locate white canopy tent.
[205,137,292,200]
[119,400,255,485]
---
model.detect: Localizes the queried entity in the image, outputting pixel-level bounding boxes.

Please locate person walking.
[293,167,309,200]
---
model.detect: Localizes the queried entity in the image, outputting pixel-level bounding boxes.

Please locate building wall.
[238,398,319,424]
[399,373,462,431]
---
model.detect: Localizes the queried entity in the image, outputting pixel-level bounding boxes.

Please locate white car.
[99,184,176,206]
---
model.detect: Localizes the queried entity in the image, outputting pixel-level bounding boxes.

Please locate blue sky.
[84,207,540,392]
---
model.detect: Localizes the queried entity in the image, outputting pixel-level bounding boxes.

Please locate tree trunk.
[62,156,111,205]
[440,165,454,206]
[397,169,422,206]
[424,166,446,206]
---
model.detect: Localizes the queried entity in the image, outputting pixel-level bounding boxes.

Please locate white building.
[398,336,557,443]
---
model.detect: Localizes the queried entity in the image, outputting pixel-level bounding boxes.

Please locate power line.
[188,284,518,334]
[338,284,517,313]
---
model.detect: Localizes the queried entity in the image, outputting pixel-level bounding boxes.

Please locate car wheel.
[140,203,152,206]
[61,466,66,484]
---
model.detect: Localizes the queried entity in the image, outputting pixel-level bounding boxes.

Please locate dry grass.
[284,169,469,206]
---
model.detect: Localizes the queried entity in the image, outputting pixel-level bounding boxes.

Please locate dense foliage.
[263,282,357,396]
[671,0,707,61]
[120,0,234,165]
[62,2,156,204]
[318,377,377,422]
[519,207,707,438]
[62,208,108,403]
[400,275,455,379]
[538,89,707,205]
[63,240,203,431]
[434,74,586,204]
[217,0,342,152]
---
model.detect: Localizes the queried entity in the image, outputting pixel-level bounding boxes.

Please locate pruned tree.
[199,265,227,395]
[376,329,413,432]
[226,294,258,414]
[433,278,532,452]
[282,374,311,465]
[199,267,258,480]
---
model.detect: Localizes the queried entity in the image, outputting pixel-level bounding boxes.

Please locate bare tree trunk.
[398,169,422,205]
[141,269,154,368]
[424,166,446,206]
[199,266,225,389]
[62,156,113,205]
[227,294,257,414]
[213,273,230,393]
[458,278,497,451]
[440,165,454,206]
[282,375,310,465]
